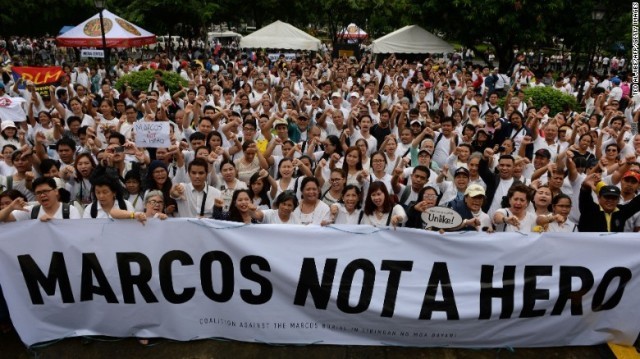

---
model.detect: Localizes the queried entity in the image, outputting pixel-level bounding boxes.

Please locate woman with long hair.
[218,159,248,211]
[248,170,273,210]
[64,153,96,206]
[212,189,260,224]
[144,160,178,215]
[359,181,406,227]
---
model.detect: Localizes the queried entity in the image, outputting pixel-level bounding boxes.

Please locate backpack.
[31,203,71,219]
[90,197,127,218]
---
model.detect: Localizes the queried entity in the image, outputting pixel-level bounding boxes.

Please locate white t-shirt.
[359,204,407,227]
[260,209,300,224]
[293,201,331,225]
[82,200,135,218]
[14,203,81,221]
[494,208,537,232]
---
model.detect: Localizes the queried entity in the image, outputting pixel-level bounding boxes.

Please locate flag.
[0,97,27,122]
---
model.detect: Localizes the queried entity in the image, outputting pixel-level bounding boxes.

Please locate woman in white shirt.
[535,194,577,232]
[83,174,134,218]
[492,183,537,232]
[256,191,300,224]
[292,177,331,225]
[329,184,362,225]
[359,181,407,227]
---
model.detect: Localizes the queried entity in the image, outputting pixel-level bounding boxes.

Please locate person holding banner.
[170,157,221,218]
[492,183,536,232]
[360,181,407,227]
[328,184,362,224]
[82,173,134,219]
[255,190,299,224]
[212,189,260,224]
[0,177,80,222]
[292,177,331,225]
[535,194,576,232]
[110,190,168,223]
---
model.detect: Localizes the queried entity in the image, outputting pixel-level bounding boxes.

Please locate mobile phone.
[115,146,125,153]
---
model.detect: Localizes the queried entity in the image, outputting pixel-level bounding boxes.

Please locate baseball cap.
[424,81,433,89]
[418,148,432,157]
[1,120,17,132]
[622,171,640,182]
[349,92,359,99]
[599,185,621,198]
[331,92,341,98]
[465,184,486,197]
[410,119,422,126]
[454,167,470,177]
[535,149,551,159]
[273,118,288,128]
[611,77,621,85]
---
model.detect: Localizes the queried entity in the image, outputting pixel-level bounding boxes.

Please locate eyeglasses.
[35,188,55,196]
[147,200,164,206]
[423,194,438,199]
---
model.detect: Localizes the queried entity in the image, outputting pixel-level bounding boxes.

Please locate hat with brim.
[464,184,485,197]
[599,185,621,198]
[273,118,288,128]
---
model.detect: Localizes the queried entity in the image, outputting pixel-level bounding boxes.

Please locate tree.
[0,0,93,36]
[417,0,567,72]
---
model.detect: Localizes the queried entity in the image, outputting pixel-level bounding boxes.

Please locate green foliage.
[521,87,578,115]
[114,70,188,94]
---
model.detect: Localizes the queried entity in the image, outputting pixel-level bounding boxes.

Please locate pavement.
[0,329,625,359]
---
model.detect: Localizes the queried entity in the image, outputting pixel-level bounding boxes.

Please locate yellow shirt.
[599,206,620,232]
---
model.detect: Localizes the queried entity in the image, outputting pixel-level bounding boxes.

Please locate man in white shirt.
[170,157,221,218]
[0,177,81,221]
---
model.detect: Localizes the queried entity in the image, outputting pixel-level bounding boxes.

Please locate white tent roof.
[240,20,320,51]
[208,31,242,38]
[57,10,155,48]
[372,25,454,54]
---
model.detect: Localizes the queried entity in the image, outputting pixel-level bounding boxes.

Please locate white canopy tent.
[240,20,320,51]
[372,25,454,54]
[56,10,156,48]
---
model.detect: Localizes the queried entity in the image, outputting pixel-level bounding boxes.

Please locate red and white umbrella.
[337,23,368,40]
[56,10,156,48]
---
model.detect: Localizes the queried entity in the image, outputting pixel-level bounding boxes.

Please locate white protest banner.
[0,219,639,348]
[267,53,297,62]
[80,49,105,58]
[133,121,170,148]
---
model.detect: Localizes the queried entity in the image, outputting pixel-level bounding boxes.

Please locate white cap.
[350,92,360,99]
[1,120,16,132]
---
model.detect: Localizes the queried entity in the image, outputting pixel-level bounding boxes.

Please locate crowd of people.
[0,40,636,233]
[0,33,637,337]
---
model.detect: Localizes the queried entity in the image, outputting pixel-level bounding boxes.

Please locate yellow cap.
[595,181,606,195]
